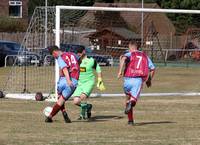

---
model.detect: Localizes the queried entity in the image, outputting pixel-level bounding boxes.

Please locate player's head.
[76,45,86,57]
[128,40,138,52]
[47,45,62,58]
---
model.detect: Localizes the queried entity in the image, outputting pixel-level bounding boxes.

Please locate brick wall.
[0,0,28,19]
[0,32,25,43]
[0,0,9,16]
[22,0,28,18]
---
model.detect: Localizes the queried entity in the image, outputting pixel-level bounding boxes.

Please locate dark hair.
[76,45,85,53]
[47,45,59,55]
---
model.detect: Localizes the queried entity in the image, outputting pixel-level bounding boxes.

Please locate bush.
[0,17,28,32]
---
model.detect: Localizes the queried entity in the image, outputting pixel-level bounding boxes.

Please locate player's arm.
[117,55,127,79]
[93,59,102,78]
[62,67,73,87]
[148,56,156,78]
[146,57,156,88]
[92,59,105,91]
[57,56,73,87]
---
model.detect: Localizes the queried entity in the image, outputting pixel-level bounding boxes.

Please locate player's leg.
[45,96,65,123]
[58,94,66,115]
[60,78,78,123]
[125,94,136,125]
[124,92,137,114]
[45,77,77,123]
[74,93,88,120]
[73,80,94,119]
[59,97,71,123]
[80,80,94,119]
[57,91,70,122]
[73,85,86,119]
[74,93,93,120]
[82,80,94,119]
[45,78,64,122]
[123,77,143,125]
[86,103,93,119]
[55,83,70,123]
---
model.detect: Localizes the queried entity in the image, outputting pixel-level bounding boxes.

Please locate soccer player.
[73,45,105,120]
[45,45,80,123]
[117,40,155,125]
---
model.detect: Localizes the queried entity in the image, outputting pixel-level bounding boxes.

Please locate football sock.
[127,107,133,122]
[130,97,137,107]
[76,104,81,107]
[86,104,92,118]
[60,104,66,113]
[87,103,92,109]
[50,103,61,118]
[80,102,87,118]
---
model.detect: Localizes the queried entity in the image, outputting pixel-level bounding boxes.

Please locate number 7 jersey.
[124,51,154,80]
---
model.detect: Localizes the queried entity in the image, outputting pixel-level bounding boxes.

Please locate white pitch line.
[4,92,200,102]
[90,92,200,97]
[60,137,200,143]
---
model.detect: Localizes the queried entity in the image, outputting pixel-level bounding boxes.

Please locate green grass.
[96,66,200,94]
[1,66,200,93]
[0,66,200,144]
[0,96,200,145]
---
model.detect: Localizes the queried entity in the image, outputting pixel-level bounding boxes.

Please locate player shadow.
[73,115,124,123]
[134,121,176,126]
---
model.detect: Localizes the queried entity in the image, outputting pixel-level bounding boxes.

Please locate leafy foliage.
[28,0,200,34]
[156,0,200,34]
[114,0,200,34]
[0,17,27,32]
[28,0,95,16]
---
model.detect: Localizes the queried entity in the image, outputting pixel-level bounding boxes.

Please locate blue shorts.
[123,77,143,100]
[57,77,78,100]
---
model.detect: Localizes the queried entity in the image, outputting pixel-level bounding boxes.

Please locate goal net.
[2,4,200,100]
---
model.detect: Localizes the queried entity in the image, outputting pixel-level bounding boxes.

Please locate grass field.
[1,66,200,93]
[0,66,200,145]
[0,96,200,145]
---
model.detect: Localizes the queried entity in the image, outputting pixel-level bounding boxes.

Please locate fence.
[0,32,25,43]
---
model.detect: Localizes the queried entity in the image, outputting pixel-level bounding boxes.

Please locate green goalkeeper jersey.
[79,56,101,82]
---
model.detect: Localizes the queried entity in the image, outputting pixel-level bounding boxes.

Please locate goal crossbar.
[56,6,200,14]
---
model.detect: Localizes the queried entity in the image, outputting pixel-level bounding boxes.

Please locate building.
[86,27,141,57]
[0,0,28,19]
[77,2,176,58]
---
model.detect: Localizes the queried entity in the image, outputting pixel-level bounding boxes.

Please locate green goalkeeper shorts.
[73,79,95,97]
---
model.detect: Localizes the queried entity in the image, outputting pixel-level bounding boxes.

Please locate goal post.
[55,7,61,98]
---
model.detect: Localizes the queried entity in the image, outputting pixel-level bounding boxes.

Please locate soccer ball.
[35,92,44,101]
[0,91,5,98]
[43,106,53,117]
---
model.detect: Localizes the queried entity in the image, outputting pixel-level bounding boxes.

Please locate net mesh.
[2,6,200,95]
[3,7,56,94]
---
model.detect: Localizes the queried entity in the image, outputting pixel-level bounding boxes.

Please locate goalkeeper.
[72,45,105,120]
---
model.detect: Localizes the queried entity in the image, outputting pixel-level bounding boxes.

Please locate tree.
[114,0,200,34]
[28,0,95,16]
[156,0,200,34]
[28,0,200,34]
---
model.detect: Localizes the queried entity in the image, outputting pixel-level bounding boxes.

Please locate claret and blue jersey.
[124,51,155,71]
[123,51,155,100]
[56,52,80,100]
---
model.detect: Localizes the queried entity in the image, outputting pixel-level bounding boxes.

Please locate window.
[9,1,22,18]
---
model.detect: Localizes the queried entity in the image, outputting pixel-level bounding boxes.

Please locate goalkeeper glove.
[97,77,106,91]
